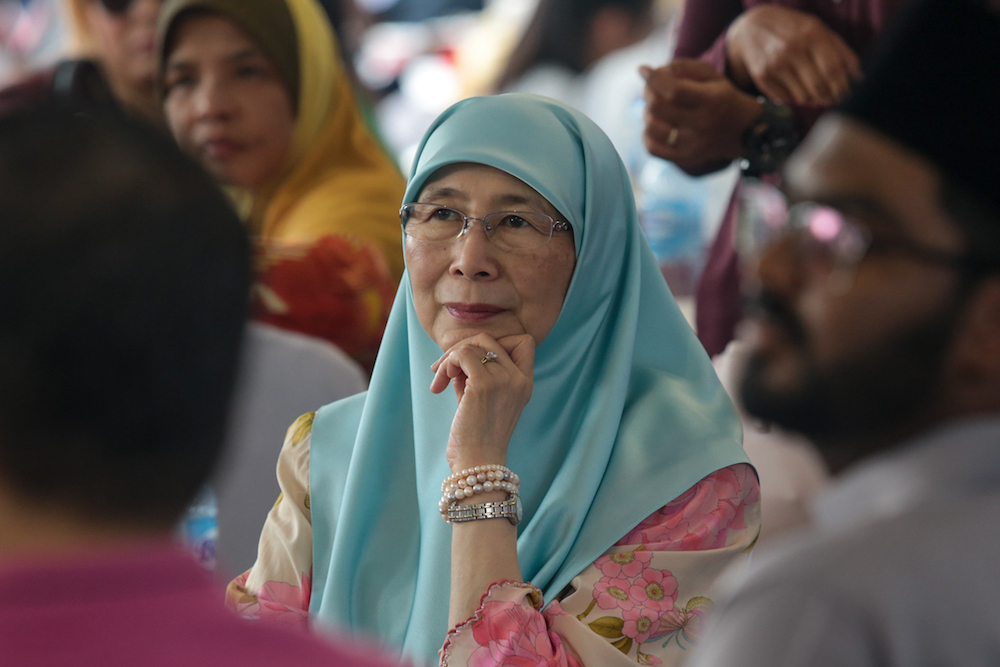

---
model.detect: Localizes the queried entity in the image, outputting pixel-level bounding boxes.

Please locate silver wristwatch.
[446,493,522,525]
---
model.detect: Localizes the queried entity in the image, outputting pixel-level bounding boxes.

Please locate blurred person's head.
[739,0,1000,472]
[496,0,654,92]
[156,0,399,238]
[65,0,164,122]
[0,103,251,551]
[160,9,296,192]
[158,0,302,193]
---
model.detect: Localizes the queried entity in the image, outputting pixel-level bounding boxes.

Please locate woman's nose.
[193,77,237,121]
[450,221,499,279]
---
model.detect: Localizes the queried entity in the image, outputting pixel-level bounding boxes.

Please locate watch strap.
[447,496,519,524]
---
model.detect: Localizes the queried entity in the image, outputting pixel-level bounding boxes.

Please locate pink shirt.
[0,540,401,667]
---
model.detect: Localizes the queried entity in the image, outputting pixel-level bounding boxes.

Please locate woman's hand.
[430,333,535,473]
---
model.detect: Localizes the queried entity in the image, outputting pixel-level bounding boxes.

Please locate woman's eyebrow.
[420,186,466,203]
[226,47,265,64]
[494,193,550,212]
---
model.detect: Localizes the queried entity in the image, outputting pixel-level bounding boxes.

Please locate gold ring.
[667,127,680,146]
[481,351,498,364]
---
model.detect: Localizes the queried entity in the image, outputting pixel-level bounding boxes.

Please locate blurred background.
[0,0,740,317]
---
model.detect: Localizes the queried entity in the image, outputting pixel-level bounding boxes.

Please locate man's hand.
[726,5,861,106]
[641,59,763,175]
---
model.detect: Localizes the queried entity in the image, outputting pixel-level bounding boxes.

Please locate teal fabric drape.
[309,94,747,664]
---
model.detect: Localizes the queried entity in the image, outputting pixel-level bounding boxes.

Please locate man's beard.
[740,289,960,467]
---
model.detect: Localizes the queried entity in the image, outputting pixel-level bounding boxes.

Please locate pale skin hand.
[725,5,861,107]
[431,332,535,627]
[641,59,764,175]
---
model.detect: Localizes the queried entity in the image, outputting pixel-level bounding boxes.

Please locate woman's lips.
[444,303,504,322]
[202,139,245,160]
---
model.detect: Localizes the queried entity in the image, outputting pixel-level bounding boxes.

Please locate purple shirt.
[677,0,906,357]
[0,540,402,667]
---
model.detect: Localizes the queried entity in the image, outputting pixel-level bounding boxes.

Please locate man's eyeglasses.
[98,0,137,15]
[400,203,572,252]
[737,183,999,291]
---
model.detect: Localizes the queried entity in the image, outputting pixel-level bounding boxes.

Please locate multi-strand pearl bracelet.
[439,464,520,518]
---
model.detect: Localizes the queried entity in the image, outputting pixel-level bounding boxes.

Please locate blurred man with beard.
[687,0,1000,665]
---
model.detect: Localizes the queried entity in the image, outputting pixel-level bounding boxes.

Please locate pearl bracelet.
[438,464,520,517]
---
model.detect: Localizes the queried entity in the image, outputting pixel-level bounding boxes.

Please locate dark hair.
[495,0,652,91]
[0,104,252,527]
[939,176,1000,277]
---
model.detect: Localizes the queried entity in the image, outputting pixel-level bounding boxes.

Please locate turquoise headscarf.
[309,94,747,664]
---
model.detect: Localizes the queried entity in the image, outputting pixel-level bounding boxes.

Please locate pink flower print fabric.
[441,463,761,667]
[618,463,759,551]
[467,590,577,667]
[596,550,653,579]
[226,569,312,631]
[627,568,678,613]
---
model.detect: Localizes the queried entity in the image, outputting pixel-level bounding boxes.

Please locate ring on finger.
[480,350,498,364]
[667,127,679,147]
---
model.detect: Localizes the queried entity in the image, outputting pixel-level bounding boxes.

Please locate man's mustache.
[745,290,807,344]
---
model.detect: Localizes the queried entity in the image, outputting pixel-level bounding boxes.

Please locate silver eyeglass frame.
[399,203,572,249]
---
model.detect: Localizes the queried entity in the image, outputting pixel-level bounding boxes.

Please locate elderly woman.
[158,0,404,368]
[229,94,759,666]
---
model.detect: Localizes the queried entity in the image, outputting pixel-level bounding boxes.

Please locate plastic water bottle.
[179,486,217,571]
[636,157,708,297]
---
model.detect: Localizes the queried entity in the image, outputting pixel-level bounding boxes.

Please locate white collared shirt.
[689,416,1000,667]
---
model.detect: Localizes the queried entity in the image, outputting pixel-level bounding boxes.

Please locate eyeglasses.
[400,203,572,252]
[97,0,136,15]
[761,201,999,292]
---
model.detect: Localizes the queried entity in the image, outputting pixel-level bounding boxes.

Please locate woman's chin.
[434,325,521,351]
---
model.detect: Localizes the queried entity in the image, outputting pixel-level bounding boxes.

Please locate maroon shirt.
[676,0,906,105]
[676,0,906,356]
[0,540,403,667]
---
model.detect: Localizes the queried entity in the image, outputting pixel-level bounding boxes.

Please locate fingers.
[642,61,725,111]
[663,58,721,82]
[831,34,862,81]
[808,46,850,103]
[728,5,863,107]
[430,333,532,397]
[497,334,535,379]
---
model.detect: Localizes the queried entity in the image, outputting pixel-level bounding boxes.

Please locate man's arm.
[643,2,861,176]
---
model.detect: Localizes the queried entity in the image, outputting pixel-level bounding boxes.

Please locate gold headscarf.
[159,0,406,280]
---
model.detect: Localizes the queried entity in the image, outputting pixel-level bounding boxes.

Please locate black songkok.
[840,0,1000,214]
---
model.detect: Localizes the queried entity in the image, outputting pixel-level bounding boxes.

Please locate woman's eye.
[164,75,196,93]
[432,208,461,222]
[236,65,265,79]
[500,215,530,229]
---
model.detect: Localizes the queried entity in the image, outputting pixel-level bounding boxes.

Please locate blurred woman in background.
[495,0,654,105]
[64,0,162,121]
[158,0,405,370]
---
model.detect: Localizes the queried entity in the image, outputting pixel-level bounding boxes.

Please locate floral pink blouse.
[227,412,761,666]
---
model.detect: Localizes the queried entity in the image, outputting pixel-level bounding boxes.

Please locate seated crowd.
[1,0,998,666]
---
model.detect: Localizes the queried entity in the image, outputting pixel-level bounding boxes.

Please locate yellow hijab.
[160,0,406,280]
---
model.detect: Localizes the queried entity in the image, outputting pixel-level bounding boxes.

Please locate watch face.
[515,494,523,523]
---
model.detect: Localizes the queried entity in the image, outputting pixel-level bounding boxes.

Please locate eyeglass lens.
[737,182,868,269]
[400,204,560,250]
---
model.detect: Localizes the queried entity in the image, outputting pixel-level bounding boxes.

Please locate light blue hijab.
[309,94,746,664]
